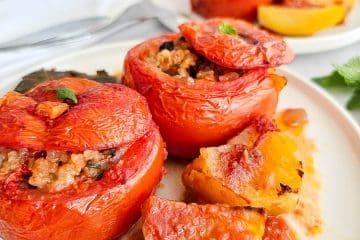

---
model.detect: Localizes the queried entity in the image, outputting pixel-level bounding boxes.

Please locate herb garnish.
[218,23,237,35]
[313,56,360,110]
[46,87,78,104]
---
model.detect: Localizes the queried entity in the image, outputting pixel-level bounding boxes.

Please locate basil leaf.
[55,87,78,104]
[313,56,360,111]
[218,23,237,35]
[313,71,347,88]
[335,56,360,86]
[346,88,360,110]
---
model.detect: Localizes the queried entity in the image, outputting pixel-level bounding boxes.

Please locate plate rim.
[285,26,360,54]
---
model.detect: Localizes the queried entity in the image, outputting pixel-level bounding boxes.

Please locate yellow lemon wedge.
[258,5,346,36]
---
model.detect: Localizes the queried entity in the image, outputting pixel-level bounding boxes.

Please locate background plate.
[1,42,360,239]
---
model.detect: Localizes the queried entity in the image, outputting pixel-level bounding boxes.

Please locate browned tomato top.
[179,18,294,69]
[0,78,152,152]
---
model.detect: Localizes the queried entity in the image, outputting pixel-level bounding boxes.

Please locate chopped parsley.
[218,23,237,36]
[55,87,78,104]
[45,87,78,104]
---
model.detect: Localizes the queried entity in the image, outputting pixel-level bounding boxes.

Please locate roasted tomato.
[263,216,298,240]
[191,0,272,20]
[0,78,166,240]
[182,118,303,215]
[179,18,294,69]
[142,196,266,240]
[124,33,286,159]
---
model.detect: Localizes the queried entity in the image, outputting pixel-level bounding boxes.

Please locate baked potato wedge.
[182,118,303,215]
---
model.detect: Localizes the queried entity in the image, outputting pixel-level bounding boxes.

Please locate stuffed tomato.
[124,30,288,159]
[0,78,166,240]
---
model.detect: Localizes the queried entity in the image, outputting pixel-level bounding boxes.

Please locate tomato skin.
[0,124,166,240]
[179,18,294,69]
[124,34,283,159]
[191,0,272,20]
[0,79,152,152]
[46,84,152,151]
[0,92,46,149]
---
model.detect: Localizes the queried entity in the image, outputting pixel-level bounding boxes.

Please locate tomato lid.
[0,79,152,152]
[179,18,294,69]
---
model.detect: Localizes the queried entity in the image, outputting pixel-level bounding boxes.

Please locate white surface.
[1,42,360,239]
[152,0,360,54]
[0,0,140,44]
[0,0,139,79]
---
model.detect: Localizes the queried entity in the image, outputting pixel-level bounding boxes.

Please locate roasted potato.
[182,118,303,215]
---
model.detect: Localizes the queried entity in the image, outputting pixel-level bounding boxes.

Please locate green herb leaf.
[218,23,237,35]
[313,56,360,111]
[313,71,347,88]
[54,87,78,104]
[335,56,360,86]
[346,88,360,110]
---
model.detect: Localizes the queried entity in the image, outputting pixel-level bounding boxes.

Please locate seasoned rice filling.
[0,147,127,192]
[146,37,244,82]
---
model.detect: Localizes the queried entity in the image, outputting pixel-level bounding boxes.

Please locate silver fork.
[0,0,181,51]
[0,16,109,50]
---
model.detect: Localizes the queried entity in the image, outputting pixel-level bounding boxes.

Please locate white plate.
[151,0,360,54]
[1,42,360,239]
